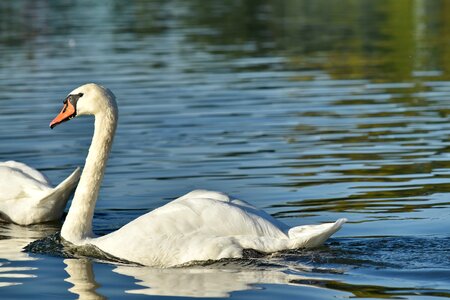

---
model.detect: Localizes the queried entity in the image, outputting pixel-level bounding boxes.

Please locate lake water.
[1,0,450,299]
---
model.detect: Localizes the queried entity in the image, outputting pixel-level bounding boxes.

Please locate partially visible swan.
[50,83,346,267]
[0,161,80,225]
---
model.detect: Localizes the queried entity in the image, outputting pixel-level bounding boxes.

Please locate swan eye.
[66,93,83,108]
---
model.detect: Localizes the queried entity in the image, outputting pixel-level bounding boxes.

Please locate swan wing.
[173,189,290,236]
[120,189,289,239]
[92,190,290,266]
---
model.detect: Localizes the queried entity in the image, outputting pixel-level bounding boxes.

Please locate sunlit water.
[1,1,450,299]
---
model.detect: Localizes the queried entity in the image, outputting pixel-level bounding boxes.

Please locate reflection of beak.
[50,100,76,129]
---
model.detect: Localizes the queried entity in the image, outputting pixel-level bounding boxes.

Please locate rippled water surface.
[1,1,450,299]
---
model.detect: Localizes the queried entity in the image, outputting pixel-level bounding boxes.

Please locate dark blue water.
[1,1,450,299]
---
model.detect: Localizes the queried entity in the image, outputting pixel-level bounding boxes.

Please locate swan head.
[50,83,117,129]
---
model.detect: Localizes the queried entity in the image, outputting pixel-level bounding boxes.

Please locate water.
[1,0,450,298]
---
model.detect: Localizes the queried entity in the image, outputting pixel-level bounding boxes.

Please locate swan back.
[0,161,51,186]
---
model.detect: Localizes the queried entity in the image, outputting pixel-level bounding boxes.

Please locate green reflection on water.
[179,0,450,81]
[2,0,450,81]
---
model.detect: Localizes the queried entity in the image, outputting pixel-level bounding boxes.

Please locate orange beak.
[49,100,77,129]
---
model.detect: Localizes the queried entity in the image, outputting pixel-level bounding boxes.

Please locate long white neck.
[61,107,118,245]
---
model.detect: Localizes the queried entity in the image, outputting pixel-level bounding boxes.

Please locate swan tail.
[288,218,347,248]
[36,167,81,215]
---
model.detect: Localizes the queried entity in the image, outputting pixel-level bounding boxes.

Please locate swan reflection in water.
[64,257,326,298]
[64,259,105,300]
[113,264,312,297]
[0,222,59,288]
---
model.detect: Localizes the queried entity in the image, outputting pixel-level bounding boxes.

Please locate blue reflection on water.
[1,0,450,299]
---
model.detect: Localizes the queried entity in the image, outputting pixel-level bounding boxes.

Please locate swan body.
[0,161,80,225]
[91,190,345,266]
[50,83,346,267]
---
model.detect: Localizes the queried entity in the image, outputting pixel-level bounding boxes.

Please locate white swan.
[0,161,80,225]
[50,83,346,267]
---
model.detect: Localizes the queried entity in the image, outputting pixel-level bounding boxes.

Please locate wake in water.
[24,231,342,270]
[24,233,134,264]
[24,233,450,298]
[25,232,450,269]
